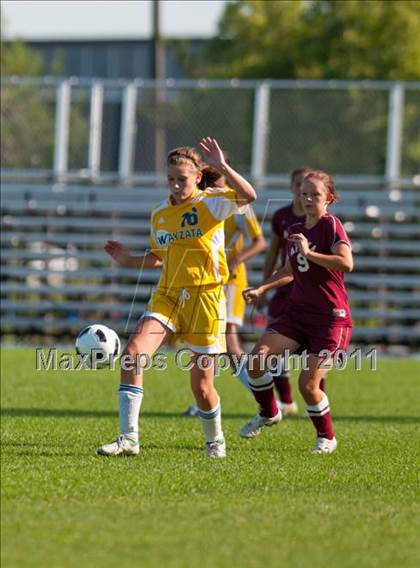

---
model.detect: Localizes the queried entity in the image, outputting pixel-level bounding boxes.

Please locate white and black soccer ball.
[75,324,121,368]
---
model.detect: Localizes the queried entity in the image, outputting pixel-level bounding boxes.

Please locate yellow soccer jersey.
[224,205,263,284]
[150,187,245,289]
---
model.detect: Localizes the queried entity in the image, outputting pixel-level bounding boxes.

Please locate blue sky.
[2,0,227,40]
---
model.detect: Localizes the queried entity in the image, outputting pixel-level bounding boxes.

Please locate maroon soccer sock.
[248,375,278,418]
[306,394,334,439]
[272,374,293,404]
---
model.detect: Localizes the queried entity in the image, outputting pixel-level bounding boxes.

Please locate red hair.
[303,170,339,204]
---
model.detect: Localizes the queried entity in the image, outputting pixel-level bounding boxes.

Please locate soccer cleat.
[239,409,282,438]
[182,404,200,417]
[311,436,338,454]
[97,434,140,456]
[280,401,299,416]
[206,438,226,458]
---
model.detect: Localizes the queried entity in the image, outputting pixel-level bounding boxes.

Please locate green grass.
[1,348,420,568]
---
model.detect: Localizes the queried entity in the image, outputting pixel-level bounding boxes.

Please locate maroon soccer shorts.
[268,292,290,321]
[268,315,352,357]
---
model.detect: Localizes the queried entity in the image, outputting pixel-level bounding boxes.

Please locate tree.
[1,38,88,171]
[1,40,56,169]
[195,1,420,176]
[199,0,420,80]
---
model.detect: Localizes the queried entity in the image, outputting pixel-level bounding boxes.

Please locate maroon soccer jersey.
[269,204,305,319]
[287,213,352,326]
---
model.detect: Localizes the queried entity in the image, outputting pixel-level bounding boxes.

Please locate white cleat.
[311,436,338,454]
[182,404,200,417]
[206,438,226,458]
[280,401,299,416]
[97,435,140,456]
[239,409,282,438]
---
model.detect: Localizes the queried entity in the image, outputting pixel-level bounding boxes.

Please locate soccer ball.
[75,324,121,368]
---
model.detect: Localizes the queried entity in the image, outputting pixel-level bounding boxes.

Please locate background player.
[242,170,353,454]
[97,138,257,458]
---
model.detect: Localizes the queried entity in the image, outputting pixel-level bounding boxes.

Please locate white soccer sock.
[237,365,251,390]
[306,393,330,416]
[198,399,224,443]
[118,384,144,444]
[247,372,274,392]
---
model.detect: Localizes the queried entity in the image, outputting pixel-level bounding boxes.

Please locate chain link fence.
[1,78,419,183]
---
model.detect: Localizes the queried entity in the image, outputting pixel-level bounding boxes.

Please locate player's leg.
[97,317,172,456]
[272,358,326,416]
[182,285,227,456]
[298,355,336,454]
[181,325,237,420]
[226,322,250,389]
[271,362,298,416]
[182,283,228,419]
[225,282,251,389]
[267,296,299,416]
[240,332,300,438]
[299,325,351,453]
[190,353,225,458]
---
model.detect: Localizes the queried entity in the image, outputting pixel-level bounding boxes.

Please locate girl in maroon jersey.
[242,170,353,453]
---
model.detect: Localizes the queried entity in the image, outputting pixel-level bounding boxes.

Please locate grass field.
[1,348,420,568]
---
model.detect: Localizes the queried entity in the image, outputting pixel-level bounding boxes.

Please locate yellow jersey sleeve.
[201,187,247,221]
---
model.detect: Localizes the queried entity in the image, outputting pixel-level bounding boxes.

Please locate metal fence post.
[88,82,104,178]
[251,81,271,185]
[53,79,71,179]
[118,82,137,181]
[385,83,405,186]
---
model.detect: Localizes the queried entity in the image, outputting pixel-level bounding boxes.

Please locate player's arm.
[229,234,266,272]
[307,242,353,272]
[199,137,256,205]
[289,234,353,272]
[243,257,294,303]
[105,240,162,269]
[263,232,282,280]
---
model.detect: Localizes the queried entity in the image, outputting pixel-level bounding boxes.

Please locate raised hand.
[104,240,132,266]
[199,137,227,170]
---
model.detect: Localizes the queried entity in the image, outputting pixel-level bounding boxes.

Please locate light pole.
[153,0,166,177]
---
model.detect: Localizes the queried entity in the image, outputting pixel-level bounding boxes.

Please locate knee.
[123,341,137,359]
[299,380,318,398]
[246,352,266,379]
[247,366,265,380]
[122,340,149,368]
[191,380,213,402]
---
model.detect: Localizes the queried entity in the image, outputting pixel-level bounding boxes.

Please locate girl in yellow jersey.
[97,137,256,458]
